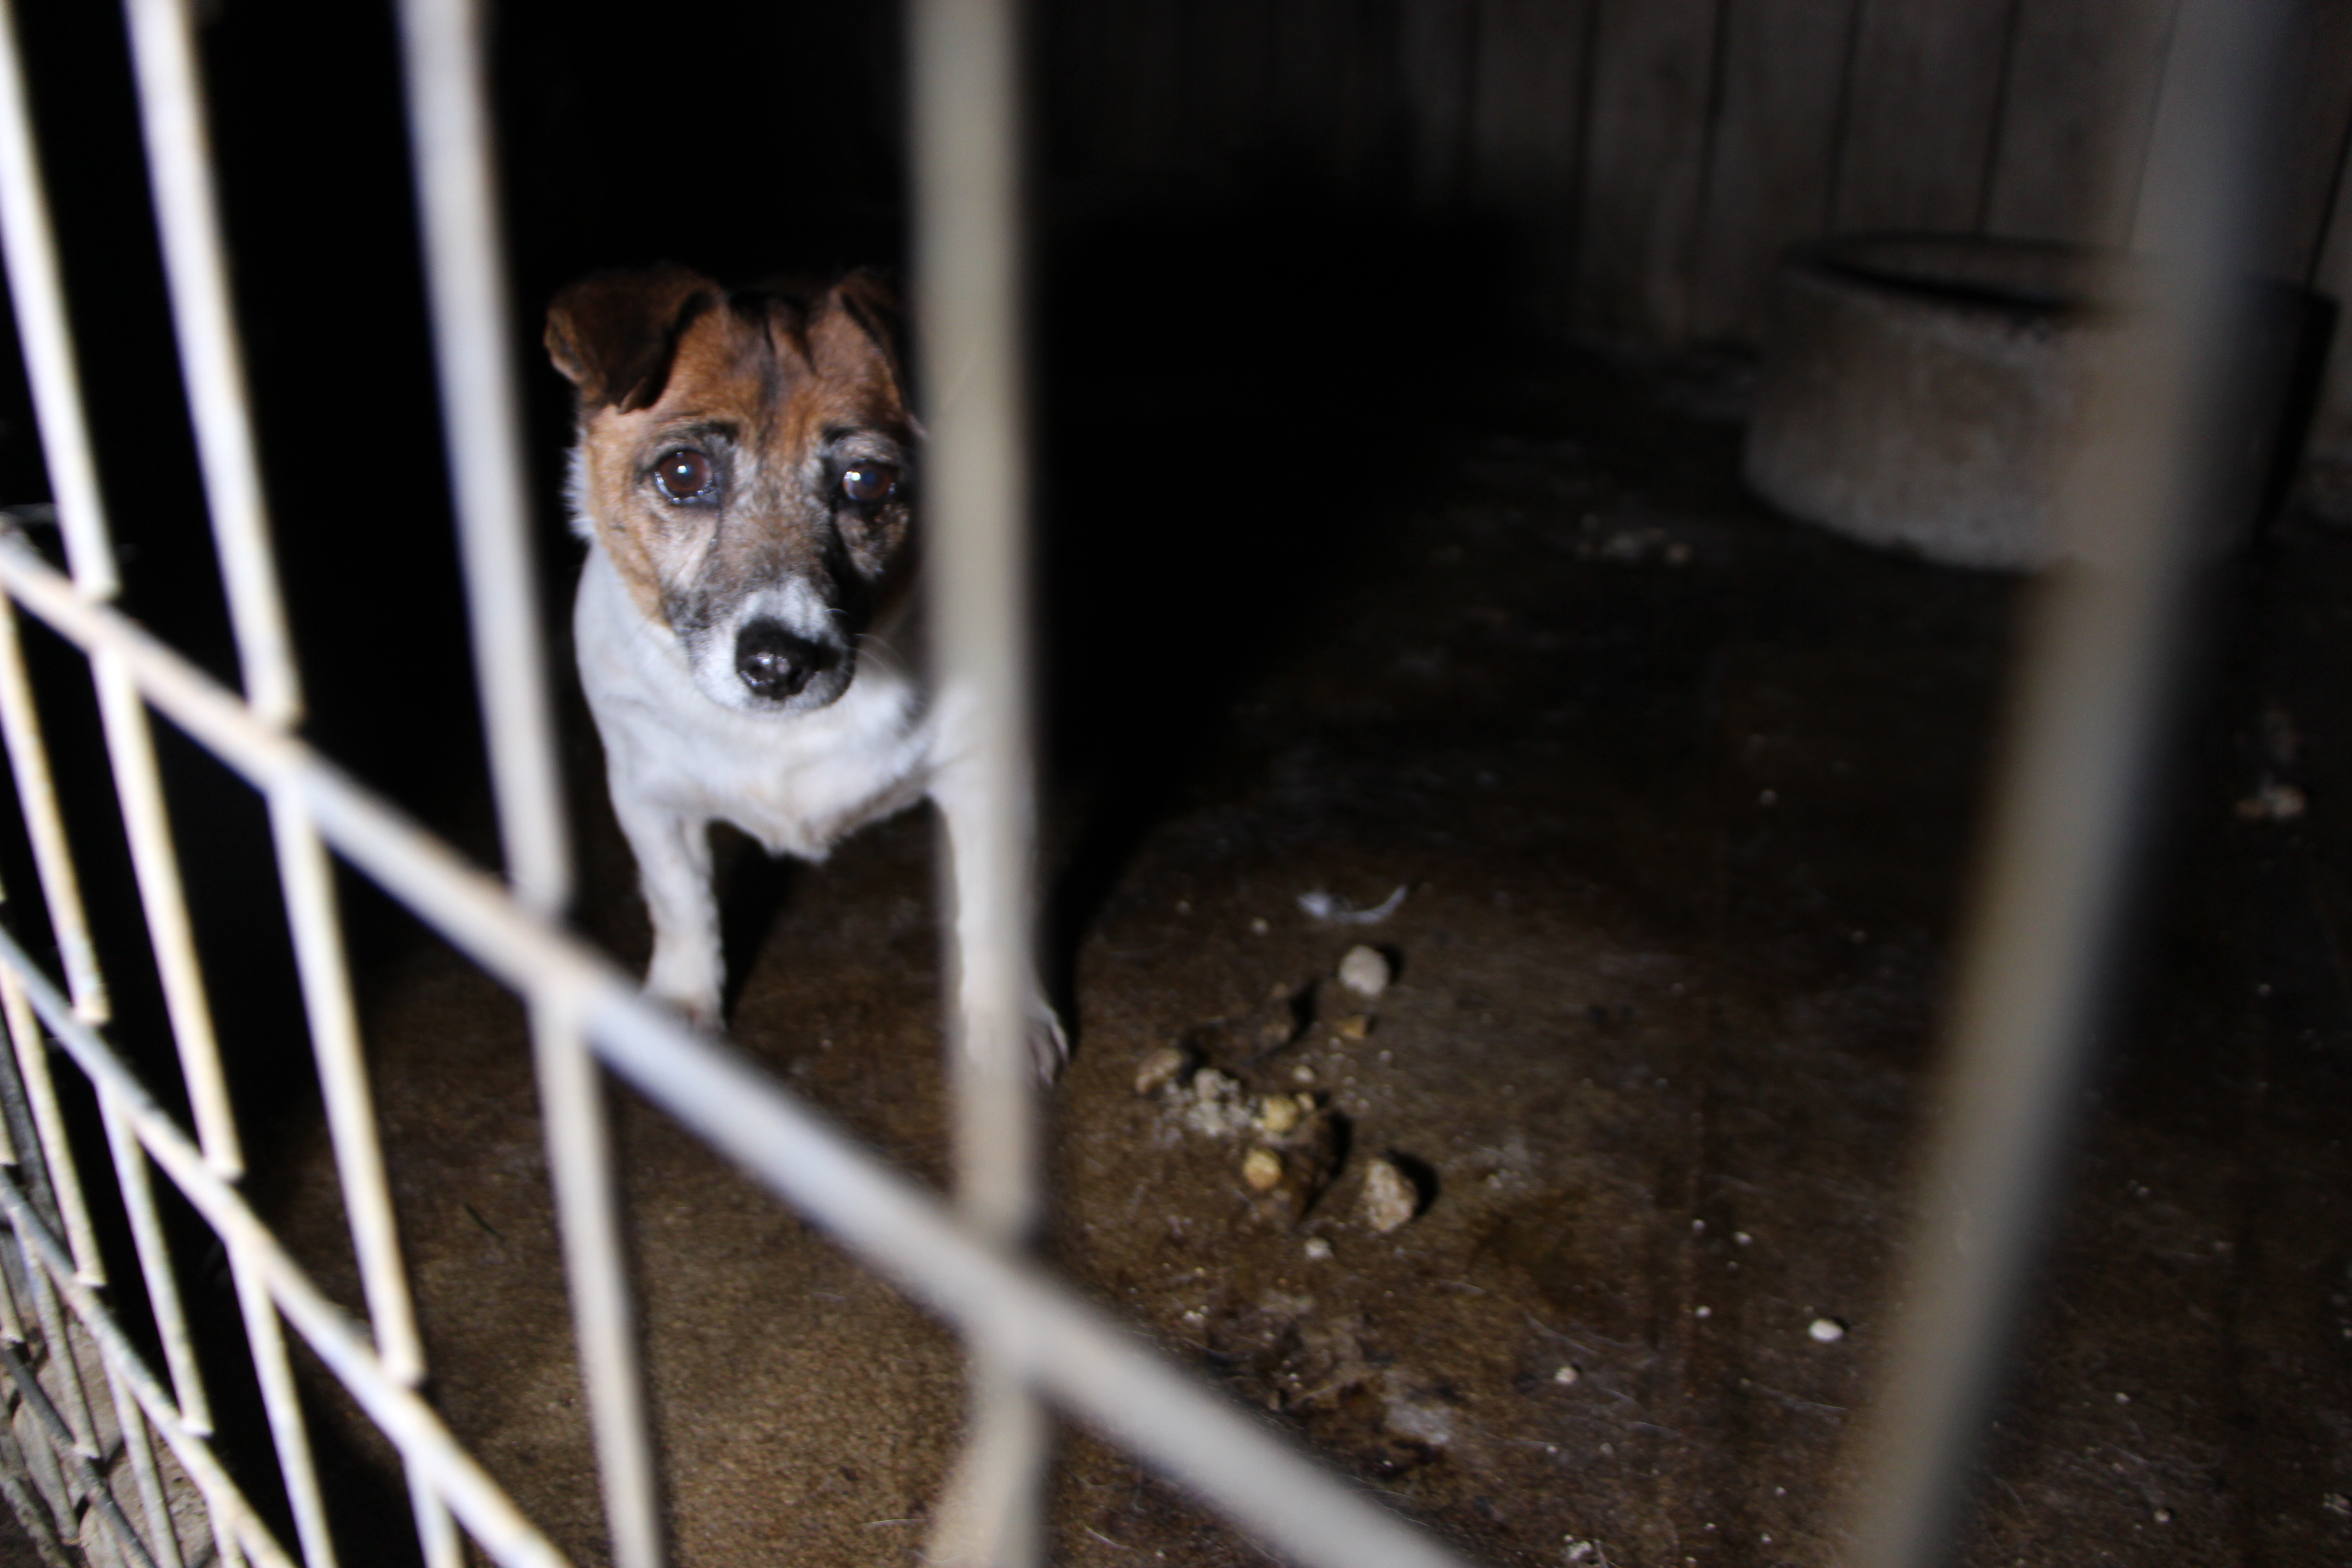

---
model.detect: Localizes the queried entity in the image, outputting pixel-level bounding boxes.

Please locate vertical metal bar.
[390,11,656,1568]
[0,1337,160,1568]
[909,1,1049,1563]
[11,1374,73,1548]
[90,658,245,1175]
[0,589,106,1027]
[14,647,338,1568]
[114,7,469,1567]
[0,1231,27,1346]
[107,1367,187,1568]
[0,1415,74,1568]
[117,0,298,727]
[392,0,571,919]
[0,1160,288,1568]
[0,32,248,1564]
[0,960,102,1289]
[98,1102,210,1436]
[0,0,345,1539]
[222,1247,338,1568]
[1841,2,2295,1564]
[267,793,464,1568]
[526,996,660,1568]
[15,1234,96,1467]
[0,1,118,602]
[265,804,424,1387]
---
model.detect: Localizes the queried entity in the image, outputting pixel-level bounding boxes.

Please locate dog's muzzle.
[733,618,839,703]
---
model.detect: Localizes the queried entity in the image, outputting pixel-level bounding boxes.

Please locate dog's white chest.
[573,547,934,859]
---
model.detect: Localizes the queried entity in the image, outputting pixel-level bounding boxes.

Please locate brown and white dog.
[546,264,1063,1078]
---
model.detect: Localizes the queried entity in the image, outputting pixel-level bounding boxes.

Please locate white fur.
[574,540,1063,1077]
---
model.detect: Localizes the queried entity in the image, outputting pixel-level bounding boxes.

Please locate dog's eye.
[654,449,715,502]
[840,463,898,506]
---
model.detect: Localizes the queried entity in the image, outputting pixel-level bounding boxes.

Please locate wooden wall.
[1039,0,2352,470]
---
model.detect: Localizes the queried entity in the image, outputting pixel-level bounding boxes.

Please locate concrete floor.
[106,342,2352,1568]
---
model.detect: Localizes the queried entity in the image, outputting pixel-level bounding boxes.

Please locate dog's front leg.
[931,767,1067,1084]
[611,791,724,1029]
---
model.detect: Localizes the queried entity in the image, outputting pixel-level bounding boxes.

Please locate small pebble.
[1338,945,1391,999]
[1291,1063,1316,1083]
[1553,1365,1579,1385]
[1361,1156,1421,1232]
[1242,1149,1284,1191]
[2154,1509,2172,1524]
[1303,1237,1333,1261]
[1256,1095,1302,1136]
[1808,1317,1847,1343]
[1133,1045,1192,1096]
[1694,1305,1711,1319]
[1735,1231,1752,1246]
[1250,917,1270,935]
[1333,1014,1371,1041]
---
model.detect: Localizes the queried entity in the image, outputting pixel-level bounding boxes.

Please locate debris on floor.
[1338,944,1392,1000]
[1298,885,1409,924]
[1359,1156,1422,1233]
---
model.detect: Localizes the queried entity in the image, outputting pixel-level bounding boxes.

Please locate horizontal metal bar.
[0,935,570,1568]
[0,528,1483,1568]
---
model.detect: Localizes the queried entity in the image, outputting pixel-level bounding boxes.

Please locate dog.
[546,264,1063,1080]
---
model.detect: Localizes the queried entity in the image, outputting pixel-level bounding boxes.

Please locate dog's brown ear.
[545,264,719,412]
[824,268,905,383]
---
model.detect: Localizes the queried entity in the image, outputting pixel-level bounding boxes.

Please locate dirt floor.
[92,340,2352,1568]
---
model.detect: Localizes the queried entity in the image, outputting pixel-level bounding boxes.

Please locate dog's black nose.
[734,620,836,701]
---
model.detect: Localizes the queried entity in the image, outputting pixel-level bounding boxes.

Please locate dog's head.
[548,264,914,715]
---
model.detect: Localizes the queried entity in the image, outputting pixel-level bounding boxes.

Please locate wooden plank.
[1689,0,1863,345]
[1399,0,1478,204]
[1830,0,2020,234]
[1573,0,1725,341]
[2306,140,2352,469]
[2264,0,2352,281]
[1326,0,1407,194]
[1269,0,1365,187]
[1182,0,1279,180]
[1465,0,1598,208]
[1981,0,2177,246]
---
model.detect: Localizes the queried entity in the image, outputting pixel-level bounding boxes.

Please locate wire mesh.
[0,2,1489,1567]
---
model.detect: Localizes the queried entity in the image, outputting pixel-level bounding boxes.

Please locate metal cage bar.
[389,11,661,1568]
[0,522,1483,1568]
[0,0,337,1557]
[1840,0,2295,1563]
[0,929,569,1568]
[113,6,465,1568]
[909,0,1050,1563]
[117,0,298,728]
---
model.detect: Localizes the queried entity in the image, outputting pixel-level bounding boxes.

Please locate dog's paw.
[1028,1005,1069,1085]
[645,979,723,1034]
